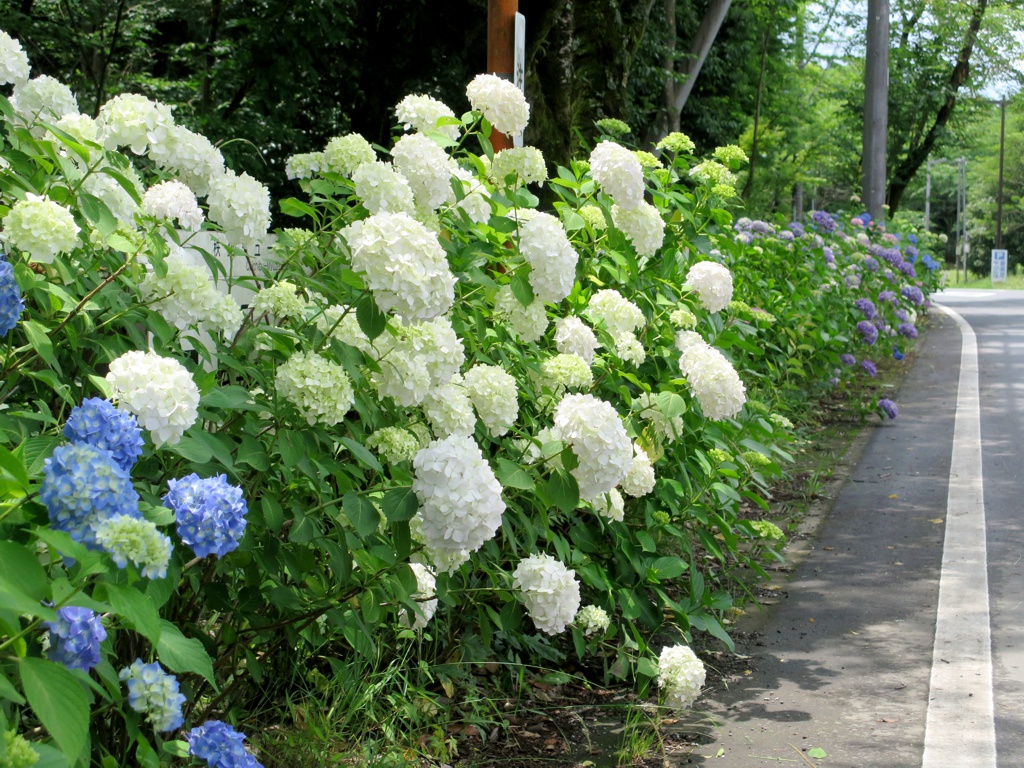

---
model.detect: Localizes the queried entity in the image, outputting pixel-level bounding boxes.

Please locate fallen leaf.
[809,618,815,622]
[744,670,753,675]
[889,494,899,499]
[929,518,944,524]
[716,747,726,757]
[808,747,828,758]
[823,546,834,551]
[877,718,898,723]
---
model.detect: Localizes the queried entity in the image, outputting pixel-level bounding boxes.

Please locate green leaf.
[21,658,89,761]
[22,320,59,371]
[161,741,191,759]
[30,744,70,768]
[167,435,214,464]
[105,232,137,255]
[201,385,256,411]
[0,541,48,600]
[495,458,535,490]
[236,435,270,471]
[279,197,319,220]
[381,486,418,522]
[648,556,687,580]
[807,748,828,759]
[340,436,383,472]
[0,445,29,490]
[156,621,216,685]
[0,671,26,704]
[105,584,161,645]
[655,391,687,420]
[636,656,659,678]
[510,273,534,306]
[77,191,117,238]
[542,470,579,514]
[343,492,380,538]
[356,295,387,340]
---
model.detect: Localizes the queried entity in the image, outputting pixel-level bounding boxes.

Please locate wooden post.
[487,0,518,151]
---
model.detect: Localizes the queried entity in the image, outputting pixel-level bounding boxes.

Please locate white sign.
[513,12,526,148]
[991,248,1008,283]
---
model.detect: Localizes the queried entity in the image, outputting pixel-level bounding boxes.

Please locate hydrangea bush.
[0,31,936,765]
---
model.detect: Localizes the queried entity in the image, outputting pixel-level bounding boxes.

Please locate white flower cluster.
[140,251,242,337]
[0,30,30,86]
[11,76,77,134]
[252,280,308,320]
[512,553,581,635]
[149,126,224,197]
[633,392,684,444]
[422,374,476,437]
[366,427,421,465]
[466,73,530,136]
[684,261,733,313]
[401,562,438,630]
[553,393,633,503]
[457,189,492,225]
[519,212,578,304]
[106,350,199,447]
[657,644,706,710]
[324,133,376,176]
[463,363,519,437]
[395,94,460,142]
[206,170,271,249]
[586,289,645,336]
[352,161,416,215]
[669,307,698,329]
[345,212,455,323]
[541,353,593,390]
[612,202,665,256]
[578,205,607,231]
[493,285,549,343]
[97,93,174,155]
[391,133,456,210]
[576,604,611,636]
[676,331,746,420]
[371,317,465,407]
[1,193,80,263]
[614,333,646,366]
[141,181,203,230]
[55,113,99,145]
[81,169,142,225]
[285,151,325,180]
[589,141,644,210]
[490,147,547,187]
[412,435,505,571]
[275,351,354,427]
[554,316,599,364]
[591,488,625,522]
[621,443,655,497]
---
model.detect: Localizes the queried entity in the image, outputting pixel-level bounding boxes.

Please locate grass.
[941,269,1024,290]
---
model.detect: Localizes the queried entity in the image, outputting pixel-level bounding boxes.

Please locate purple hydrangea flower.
[0,257,25,336]
[901,286,924,306]
[883,269,894,281]
[879,398,898,419]
[188,721,265,768]
[898,261,917,277]
[878,291,897,304]
[823,247,835,264]
[854,298,877,320]
[845,274,861,289]
[860,360,877,377]
[40,444,141,547]
[811,210,837,234]
[46,606,107,672]
[64,398,144,472]
[751,220,774,236]
[907,234,918,245]
[788,222,806,238]
[857,320,879,345]
[862,256,879,272]
[778,230,795,242]
[735,232,752,245]
[119,659,185,732]
[840,353,856,366]
[905,245,919,261]
[165,473,248,559]
[899,323,918,339]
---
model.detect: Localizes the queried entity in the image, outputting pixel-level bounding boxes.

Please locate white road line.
[923,304,996,768]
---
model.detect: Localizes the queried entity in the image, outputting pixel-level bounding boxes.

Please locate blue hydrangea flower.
[810,210,837,234]
[860,212,872,225]
[901,286,925,306]
[860,360,877,377]
[45,606,106,672]
[856,320,879,346]
[840,353,856,366]
[878,290,897,304]
[879,398,899,420]
[787,222,806,238]
[119,659,186,732]
[823,247,835,264]
[922,254,940,271]
[64,398,144,472]
[40,444,141,547]
[905,245,919,262]
[898,323,918,339]
[854,298,877,320]
[164,473,248,559]
[893,345,905,361]
[898,261,917,277]
[862,256,879,272]
[907,234,918,245]
[188,720,265,768]
[778,230,795,242]
[0,257,25,337]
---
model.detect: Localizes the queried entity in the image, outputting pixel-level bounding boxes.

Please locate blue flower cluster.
[164,473,248,559]
[119,659,185,732]
[898,323,919,339]
[901,286,925,306]
[879,398,899,419]
[40,443,140,547]
[860,360,877,377]
[862,255,879,272]
[854,298,877,320]
[921,254,941,271]
[787,221,806,238]
[64,398,144,472]
[856,320,878,346]
[840,353,856,366]
[0,257,25,337]
[893,345,905,361]
[46,606,106,672]
[810,210,837,234]
[188,721,265,768]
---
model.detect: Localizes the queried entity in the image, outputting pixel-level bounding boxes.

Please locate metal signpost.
[513,12,525,148]
[991,249,1008,283]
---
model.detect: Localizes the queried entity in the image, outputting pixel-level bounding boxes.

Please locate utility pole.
[862,0,889,224]
[996,96,1006,249]
[487,0,518,151]
[924,158,931,231]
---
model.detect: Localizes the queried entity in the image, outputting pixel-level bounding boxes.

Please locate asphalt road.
[681,290,1023,767]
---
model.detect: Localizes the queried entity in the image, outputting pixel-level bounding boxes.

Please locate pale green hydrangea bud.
[742,450,773,469]
[769,413,793,430]
[669,307,698,329]
[750,520,785,541]
[595,118,631,136]
[2,729,39,768]
[95,514,172,579]
[656,132,695,155]
[541,353,593,390]
[324,133,376,176]
[366,427,420,465]
[708,448,732,464]
[275,351,354,427]
[633,150,663,169]
[578,205,607,231]
[1,193,80,263]
[713,144,749,168]
[252,281,308,321]
[575,604,611,636]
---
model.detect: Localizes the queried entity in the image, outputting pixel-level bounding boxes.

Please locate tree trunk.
[887,0,989,213]
[662,0,732,136]
[742,29,770,201]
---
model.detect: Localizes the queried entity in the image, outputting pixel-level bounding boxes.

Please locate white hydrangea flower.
[1,193,80,263]
[95,514,172,580]
[463,363,519,438]
[541,353,593,390]
[323,133,376,176]
[82,170,141,225]
[252,280,308,321]
[0,30,30,86]
[554,316,599,364]
[466,73,530,136]
[54,113,99,145]
[591,488,625,522]
[513,553,581,635]
[422,374,477,438]
[684,261,733,313]
[140,250,242,337]
[206,292,245,339]
[285,151,325,180]
[412,434,505,570]
[371,317,465,407]
[10,76,78,134]
[614,332,645,366]
[634,392,684,444]
[621,443,655,497]
[206,170,271,249]
[578,205,607,231]
[142,181,204,230]
[612,201,665,256]
[97,93,174,155]
[351,161,416,215]
[400,562,438,629]
[391,133,456,210]
[494,285,549,342]
[366,427,421,465]
[676,332,746,420]
[586,289,645,336]
[490,147,547,187]
[106,350,199,447]
[275,351,354,427]
[148,125,225,197]
[315,305,371,351]
[345,212,455,323]
[395,93,461,141]
[553,393,633,503]
[658,644,706,710]
[589,141,644,210]
[669,307,698,329]
[576,605,611,636]
[520,211,578,304]
[457,190,492,225]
